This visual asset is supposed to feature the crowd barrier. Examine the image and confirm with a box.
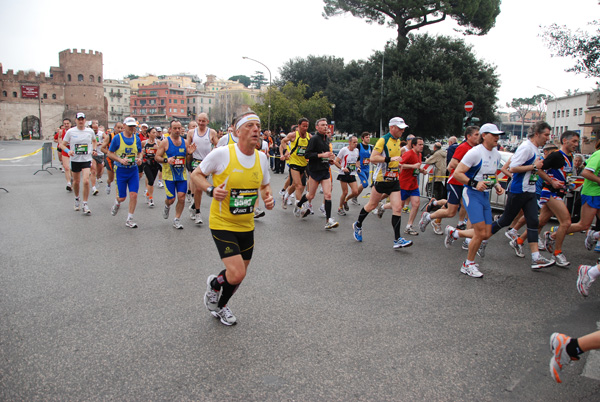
[33,142,58,175]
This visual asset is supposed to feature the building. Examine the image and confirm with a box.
[204,74,263,126]
[546,92,590,139]
[130,83,188,128]
[0,49,106,139]
[186,90,216,120]
[580,91,600,154]
[104,79,130,128]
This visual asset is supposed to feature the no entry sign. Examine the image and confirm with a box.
[464,101,474,112]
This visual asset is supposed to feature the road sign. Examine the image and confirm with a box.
[464,101,474,112]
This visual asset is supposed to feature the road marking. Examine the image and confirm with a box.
[0,147,43,161]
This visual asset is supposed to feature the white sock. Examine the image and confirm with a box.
[466,259,475,265]
[128,213,134,220]
[589,265,600,281]
[532,252,541,260]
[114,200,120,206]
[465,238,471,244]
[594,232,600,240]
[452,230,459,239]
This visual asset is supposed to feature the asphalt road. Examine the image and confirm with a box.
[2,140,600,401]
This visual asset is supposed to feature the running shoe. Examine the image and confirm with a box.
[319,204,326,217]
[66,182,72,192]
[157,180,164,188]
[461,240,470,250]
[325,218,339,230]
[585,229,596,251]
[293,205,301,218]
[422,197,435,212]
[431,220,443,235]
[353,221,363,242]
[106,185,111,195]
[254,208,265,219]
[393,237,413,249]
[549,332,578,383]
[189,204,196,220]
[281,194,288,209]
[538,238,546,251]
[509,239,525,258]
[125,219,138,228]
[82,204,91,215]
[343,202,349,212]
[577,265,595,297]
[351,197,360,206]
[74,199,80,211]
[531,255,555,270]
[92,186,99,196]
[211,305,237,326]
[505,228,519,242]
[477,241,487,258]
[419,212,431,232]
[595,241,600,253]
[444,225,457,249]
[111,203,120,216]
[376,202,385,219]
[149,199,155,207]
[204,274,219,312]
[300,202,311,218]
[337,208,346,216]
[97,178,102,183]
[195,213,203,225]
[457,220,467,230]
[404,225,419,236]
[402,206,410,214]
[163,205,170,219]
[554,253,570,267]
[544,231,555,254]
[186,192,192,202]
[308,203,314,215]
[173,218,183,229]
[460,261,483,278]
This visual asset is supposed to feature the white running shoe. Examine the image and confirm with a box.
[125,219,138,228]
[106,185,111,195]
[325,218,339,230]
[444,225,457,249]
[212,306,237,326]
[92,186,99,196]
[460,261,483,278]
[505,228,519,242]
[148,199,155,207]
[74,199,80,211]
[419,212,431,232]
[254,208,265,219]
[204,275,219,312]
[157,180,164,188]
[82,204,91,215]
[577,265,595,297]
[163,205,170,219]
[585,229,596,251]
[111,203,120,216]
[189,204,196,220]
[195,212,204,225]
[173,218,183,229]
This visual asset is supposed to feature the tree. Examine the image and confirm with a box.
[322,0,501,49]
[125,74,139,80]
[228,75,251,87]
[251,71,268,89]
[252,82,332,132]
[506,97,536,139]
[541,21,600,78]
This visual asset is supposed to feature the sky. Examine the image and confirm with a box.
[0,0,598,112]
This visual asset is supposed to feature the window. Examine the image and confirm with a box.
[140,100,146,106]
[579,108,583,115]
[150,91,157,96]
[98,76,101,83]
[574,109,578,116]
[111,106,114,111]
[68,74,72,81]
[12,91,17,97]
[43,93,47,99]
[134,100,137,106]
[125,90,127,94]
[52,94,56,99]
[181,109,184,113]
[209,99,211,104]
[201,98,203,103]
[201,106,204,113]
[193,106,196,113]
[181,99,184,104]
[161,99,164,105]
[150,99,155,105]
[78,74,84,82]
[142,91,146,95]
[169,99,172,103]
[552,111,555,118]
[561,110,565,118]
[89,75,94,82]
[166,90,169,94]
[566,110,570,117]
[2,91,6,97]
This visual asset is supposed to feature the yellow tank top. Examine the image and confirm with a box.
[373,134,401,182]
[114,133,139,168]
[288,132,310,167]
[209,145,263,232]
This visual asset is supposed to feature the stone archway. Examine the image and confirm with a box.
[21,115,40,139]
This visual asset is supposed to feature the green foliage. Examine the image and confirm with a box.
[251,71,268,89]
[541,21,600,78]
[279,34,499,138]
[322,0,501,49]
[253,82,332,132]
[228,75,251,87]
[125,74,139,80]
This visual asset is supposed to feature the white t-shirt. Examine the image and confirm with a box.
[64,127,95,162]
[94,131,104,155]
[200,144,270,186]
[509,139,541,194]
[337,146,359,176]
[460,144,501,191]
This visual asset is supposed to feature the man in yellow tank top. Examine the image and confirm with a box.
[279,118,311,212]
[191,111,274,326]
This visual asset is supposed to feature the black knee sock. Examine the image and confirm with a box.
[392,214,402,239]
[217,271,239,308]
[297,194,308,208]
[325,200,332,220]
[357,208,369,227]
[566,338,584,359]
[210,269,227,291]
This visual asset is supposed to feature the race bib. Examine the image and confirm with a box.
[363,158,370,165]
[384,168,399,182]
[173,156,185,167]
[145,148,156,156]
[413,168,419,177]
[347,163,356,172]
[529,173,539,185]
[296,147,306,156]
[191,159,201,169]
[482,174,496,189]
[229,188,258,215]
[75,144,88,155]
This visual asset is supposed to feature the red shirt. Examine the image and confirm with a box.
[60,129,69,157]
[399,149,421,190]
[448,141,473,186]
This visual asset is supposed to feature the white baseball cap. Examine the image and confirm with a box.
[480,123,504,135]
[389,117,408,129]
[76,112,85,119]
[141,123,148,128]
[123,117,137,126]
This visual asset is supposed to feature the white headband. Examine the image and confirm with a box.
[235,114,260,131]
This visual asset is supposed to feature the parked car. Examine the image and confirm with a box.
[331,141,346,156]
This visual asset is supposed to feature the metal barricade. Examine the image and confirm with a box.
[33,142,58,175]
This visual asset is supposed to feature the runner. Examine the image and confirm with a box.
[353,132,373,206]
[155,120,189,229]
[101,122,123,195]
[141,127,161,207]
[549,330,600,383]
[186,113,218,225]
[399,137,425,235]
[59,118,73,191]
[352,117,413,249]
[106,117,143,228]
[61,112,96,215]
[89,121,103,196]
[280,118,310,215]
[295,118,339,229]
[335,135,360,216]
[254,131,270,219]
[155,127,164,188]
[192,111,274,325]
[440,124,504,277]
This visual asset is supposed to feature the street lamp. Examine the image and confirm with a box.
[242,56,271,132]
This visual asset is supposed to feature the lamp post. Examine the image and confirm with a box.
[243,56,271,132]
[537,85,558,137]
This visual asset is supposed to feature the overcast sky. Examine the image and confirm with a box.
[1,0,598,112]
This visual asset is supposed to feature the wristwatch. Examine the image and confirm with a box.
[206,186,214,197]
